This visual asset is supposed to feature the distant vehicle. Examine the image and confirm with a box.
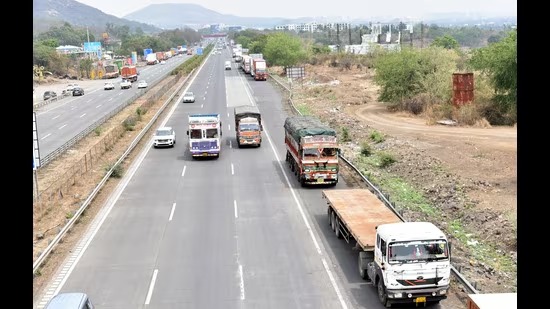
[43,91,57,101]
[137,80,148,89]
[160,60,166,65]
[44,292,94,309]
[66,83,78,92]
[182,91,195,103]
[153,126,176,148]
[104,82,115,90]
[224,61,231,70]
[120,79,132,89]
[72,87,85,96]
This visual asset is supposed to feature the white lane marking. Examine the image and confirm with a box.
[229,140,232,149]
[239,264,245,300]
[79,113,86,118]
[201,104,204,108]
[169,203,176,221]
[86,99,92,103]
[227,112,230,118]
[58,124,67,130]
[234,200,238,218]
[52,115,60,120]
[240,75,349,309]
[228,124,231,131]
[181,165,187,177]
[144,269,159,305]
[108,97,114,101]
[40,133,51,140]
[231,163,234,175]
[96,104,102,108]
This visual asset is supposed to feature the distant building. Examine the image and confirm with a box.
[274,22,350,33]
[55,45,83,54]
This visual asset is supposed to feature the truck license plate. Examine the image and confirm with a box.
[317,178,325,183]
[202,153,208,156]
[414,297,426,303]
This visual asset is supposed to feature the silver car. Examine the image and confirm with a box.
[182,91,195,103]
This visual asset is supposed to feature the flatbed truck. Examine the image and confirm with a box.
[323,189,451,307]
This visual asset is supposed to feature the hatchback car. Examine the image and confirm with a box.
[225,61,232,70]
[72,87,85,96]
[153,127,176,148]
[43,91,57,101]
[137,80,148,89]
[104,82,115,90]
[182,91,195,103]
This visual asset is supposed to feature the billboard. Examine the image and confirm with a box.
[196,48,203,55]
[131,51,138,65]
[84,42,101,52]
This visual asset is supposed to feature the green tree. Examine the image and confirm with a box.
[430,35,460,50]
[468,29,517,109]
[248,34,269,54]
[263,32,306,67]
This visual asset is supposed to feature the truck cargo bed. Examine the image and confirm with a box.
[323,189,401,250]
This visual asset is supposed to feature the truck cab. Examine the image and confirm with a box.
[234,105,262,148]
[363,222,451,307]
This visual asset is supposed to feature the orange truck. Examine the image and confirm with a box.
[284,115,339,186]
[252,58,267,81]
[234,105,262,148]
[104,64,119,79]
[120,65,138,82]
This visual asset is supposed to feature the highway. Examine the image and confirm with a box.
[34,54,192,160]
[35,47,447,309]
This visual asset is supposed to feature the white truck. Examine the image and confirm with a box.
[186,114,222,158]
[323,189,451,307]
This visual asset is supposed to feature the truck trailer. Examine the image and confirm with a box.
[120,65,138,82]
[284,116,339,186]
[252,58,267,80]
[234,105,262,148]
[323,189,451,307]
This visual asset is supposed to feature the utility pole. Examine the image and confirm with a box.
[420,22,424,49]
[336,23,340,52]
[349,26,352,45]
[86,26,92,59]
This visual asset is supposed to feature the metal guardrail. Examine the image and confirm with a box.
[32,69,195,275]
[38,74,170,168]
[268,72,479,295]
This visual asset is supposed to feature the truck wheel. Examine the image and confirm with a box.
[290,161,295,172]
[285,151,290,162]
[335,218,342,239]
[377,280,390,308]
[331,212,336,232]
[327,209,332,227]
[358,255,368,280]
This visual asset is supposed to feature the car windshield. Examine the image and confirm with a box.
[156,130,172,136]
[186,92,193,96]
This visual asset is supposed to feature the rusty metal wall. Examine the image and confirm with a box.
[452,73,474,106]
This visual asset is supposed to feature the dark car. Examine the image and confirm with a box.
[72,87,85,96]
[43,91,57,101]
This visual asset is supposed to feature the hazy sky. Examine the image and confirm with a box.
[75,0,517,19]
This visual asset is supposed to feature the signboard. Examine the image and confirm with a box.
[33,112,40,170]
[131,51,138,65]
[286,67,306,79]
[84,42,101,52]
[144,48,153,57]
[196,48,203,55]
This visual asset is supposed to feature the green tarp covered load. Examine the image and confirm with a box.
[284,116,337,142]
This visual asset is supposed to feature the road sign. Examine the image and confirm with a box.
[196,48,203,55]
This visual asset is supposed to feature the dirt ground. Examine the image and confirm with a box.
[33,63,517,308]
[282,64,517,298]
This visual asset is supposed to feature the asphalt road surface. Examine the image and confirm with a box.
[34,54,192,161]
[35,48,449,309]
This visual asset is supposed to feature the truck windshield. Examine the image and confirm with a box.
[388,240,449,264]
[239,124,260,131]
[189,129,202,139]
[303,147,338,158]
[205,128,219,138]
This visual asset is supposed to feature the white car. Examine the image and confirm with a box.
[153,127,176,148]
[137,81,148,89]
[160,60,166,65]
[224,61,231,70]
[120,79,132,89]
[66,83,79,92]
[182,91,195,103]
[104,82,115,90]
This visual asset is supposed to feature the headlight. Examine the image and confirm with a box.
[304,169,310,172]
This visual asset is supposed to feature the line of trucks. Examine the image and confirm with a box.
[183,106,470,307]
[239,53,267,81]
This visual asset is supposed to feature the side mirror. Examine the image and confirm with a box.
[186,130,189,136]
